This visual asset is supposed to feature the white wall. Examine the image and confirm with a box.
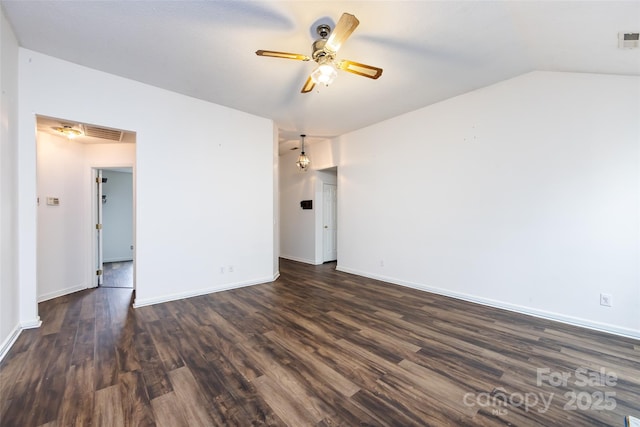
[36,132,88,301]
[102,170,134,263]
[0,6,24,359]
[36,132,135,301]
[279,148,317,264]
[337,71,640,338]
[19,49,276,312]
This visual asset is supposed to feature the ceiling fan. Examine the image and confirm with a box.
[256,13,383,93]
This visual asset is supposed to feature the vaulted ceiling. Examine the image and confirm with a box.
[3,1,639,151]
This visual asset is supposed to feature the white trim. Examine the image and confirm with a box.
[133,276,276,308]
[336,265,640,340]
[37,283,87,303]
[279,255,322,265]
[0,325,22,362]
[1,316,43,360]
[20,317,42,329]
[272,271,280,281]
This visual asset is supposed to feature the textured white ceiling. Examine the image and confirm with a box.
[3,1,639,152]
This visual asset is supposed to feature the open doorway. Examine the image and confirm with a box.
[95,168,134,288]
[36,115,136,302]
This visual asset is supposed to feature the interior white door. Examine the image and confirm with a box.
[96,170,104,286]
[323,183,337,262]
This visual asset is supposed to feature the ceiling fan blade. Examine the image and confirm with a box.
[255,50,310,61]
[325,13,359,53]
[338,60,383,79]
[301,76,316,93]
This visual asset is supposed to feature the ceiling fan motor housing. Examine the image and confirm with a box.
[312,24,336,62]
[312,39,333,61]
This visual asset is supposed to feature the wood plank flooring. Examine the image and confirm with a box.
[1,259,639,426]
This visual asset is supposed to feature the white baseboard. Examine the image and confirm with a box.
[0,316,41,362]
[21,317,42,329]
[0,325,22,362]
[280,255,322,265]
[38,283,87,303]
[133,275,276,308]
[336,265,640,340]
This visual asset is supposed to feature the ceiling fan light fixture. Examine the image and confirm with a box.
[296,134,311,171]
[310,59,337,87]
[54,125,82,139]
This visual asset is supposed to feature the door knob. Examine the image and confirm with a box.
[324,225,328,228]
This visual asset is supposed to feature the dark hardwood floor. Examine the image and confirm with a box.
[1,259,638,426]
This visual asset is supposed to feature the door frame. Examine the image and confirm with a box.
[322,182,337,262]
[91,165,136,289]
[96,169,104,286]
[314,167,338,264]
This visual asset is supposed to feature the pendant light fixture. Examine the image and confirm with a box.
[296,134,310,171]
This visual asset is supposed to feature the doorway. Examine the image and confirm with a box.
[95,167,134,288]
[35,116,136,302]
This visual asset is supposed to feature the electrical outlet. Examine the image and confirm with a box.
[379,260,384,267]
[600,293,612,307]
[220,266,225,274]
[229,265,234,273]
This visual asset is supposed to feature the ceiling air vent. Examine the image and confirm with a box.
[82,124,124,142]
[618,32,639,49]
